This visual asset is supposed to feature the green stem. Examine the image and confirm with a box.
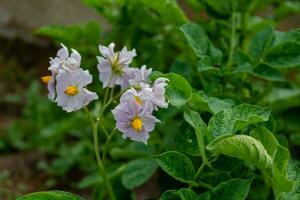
[99,121,109,137]
[103,87,110,105]
[241,12,248,51]
[84,107,116,200]
[102,128,117,163]
[227,11,237,68]
[195,130,211,168]
[196,162,206,178]
[198,181,213,190]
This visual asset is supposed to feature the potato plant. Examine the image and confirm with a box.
[13,0,300,199]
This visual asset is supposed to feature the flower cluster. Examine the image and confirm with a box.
[96,43,169,144]
[42,43,168,144]
[41,44,98,112]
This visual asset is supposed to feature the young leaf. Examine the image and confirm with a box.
[208,104,270,139]
[16,191,84,200]
[154,151,196,184]
[121,158,158,189]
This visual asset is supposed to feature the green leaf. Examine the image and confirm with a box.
[250,126,290,176]
[249,27,274,63]
[188,91,235,114]
[160,188,198,200]
[35,22,101,45]
[261,88,300,112]
[253,63,285,82]
[78,165,125,189]
[278,161,300,200]
[265,42,300,68]
[250,126,278,157]
[154,151,196,184]
[205,0,251,15]
[183,106,211,145]
[208,178,253,200]
[207,135,294,197]
[207,135,273,171]
[121,158,158,189]
[208,104,270,139]
[17,191,84,200]
[163,73,193,107]
[137,0,188,25]
[249,27,300,68]
[175,125,201,156]
[180,23,222,64]
[197,171,231,187]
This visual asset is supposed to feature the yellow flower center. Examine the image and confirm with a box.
[41,75,52,84]
[134,96,142,105]
[64,85,78,96]
[110,53,123,75]
[132,117,143,132]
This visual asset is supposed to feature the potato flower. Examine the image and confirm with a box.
[97,43,136,88]
[55,69,98,112]
[41,44,82,101]
[112,101,159,144]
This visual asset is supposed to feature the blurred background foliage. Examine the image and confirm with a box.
[0,0,300,199]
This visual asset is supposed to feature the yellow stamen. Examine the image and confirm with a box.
[110,53,123,74]
[41,75,52,84]
[134,96,142,105]
[64,86,78,96]
[132,117,143,132]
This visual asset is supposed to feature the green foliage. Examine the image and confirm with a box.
[181,23,223,66]
[208,104,270,139]
[207,134,294,197]
[160,188,198,200]
[121,158,158,189]
[154,151,196,184]
[202,178,253,200]
[155,73,193,107]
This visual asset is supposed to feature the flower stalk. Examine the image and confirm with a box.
[84,107,116,200]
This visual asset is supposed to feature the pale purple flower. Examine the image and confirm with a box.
[120,67,138,90]
[112,101,159,144]
[128,65,152,89]
[152,78,169,110]
[47,76,56,100]
[55,69,98,112]
[49,44,81,73]
[120,87,154,110]
[97,43,136,88]
[44,44,81,101]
